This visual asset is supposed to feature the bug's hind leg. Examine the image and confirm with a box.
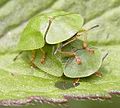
[40,48,46,64]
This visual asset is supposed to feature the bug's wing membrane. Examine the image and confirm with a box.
[46,13,84,44]
[17,15,49,50]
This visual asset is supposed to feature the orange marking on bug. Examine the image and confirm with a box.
[40,55,46,64]
[75,56,82,65]
[86,47,94,54]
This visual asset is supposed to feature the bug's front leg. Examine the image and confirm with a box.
[40,48,46,64]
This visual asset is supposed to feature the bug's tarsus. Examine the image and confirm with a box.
[13,51,23,61]
[95,71,102,77]
[94,52,109,77]
[73,78,80,87]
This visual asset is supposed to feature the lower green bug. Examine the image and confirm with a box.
[16,11,98,66]
[60,39,107,86]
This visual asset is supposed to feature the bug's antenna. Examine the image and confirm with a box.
[87,24,99,31]
[106,33,110,40]
[13,51,23,61]
[102,52,109,62]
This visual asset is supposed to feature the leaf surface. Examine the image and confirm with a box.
[0,0,120,106]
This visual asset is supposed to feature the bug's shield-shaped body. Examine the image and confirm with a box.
[17,11,84,50]
[46,12,84,44]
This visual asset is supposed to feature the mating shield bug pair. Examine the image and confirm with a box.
[15,11,103,85]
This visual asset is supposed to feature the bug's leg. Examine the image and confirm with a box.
[81,25,99,53]
[54,35,79,55]
[61,36,78,48]
[58,25,99,53]
[59,28,87,49]
[73,78,80,86]
[30,50,36,67]
[83,35,94,53]
[58,50,82,65]
[82,31,94,54]
[94,71,102,77]
[40,48,46,64]
[13,51,23,61]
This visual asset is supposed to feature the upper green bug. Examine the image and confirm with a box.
[17,11,84,50]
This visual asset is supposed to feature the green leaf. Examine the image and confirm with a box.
[0,0,120,106]
[0,0,56,37]
[0,52,56,80]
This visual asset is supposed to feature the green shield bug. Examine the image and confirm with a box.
[15,11,101,80]
[16,11,90,65]
[18,11,84,49]
[60,39,107,86]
